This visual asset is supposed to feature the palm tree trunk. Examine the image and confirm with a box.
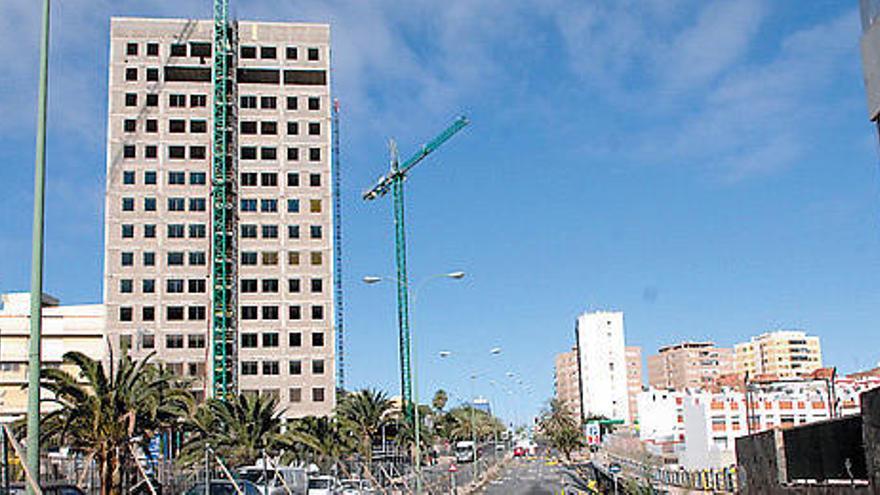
[364,433,372,468]
[99,451,112,495]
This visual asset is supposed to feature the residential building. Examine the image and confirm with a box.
[0,293,106,422]
[554,347,581,420]
[575,310,629,422]
[734,331,822,379]
[637,388,685,455]
[647,341,733,391]
[625,346,642,423]
[104,18,335,418]
[637,369,879,470]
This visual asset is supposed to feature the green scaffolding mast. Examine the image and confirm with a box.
[211,0,237,399]
[363,116,469,419]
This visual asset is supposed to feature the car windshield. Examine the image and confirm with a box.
[308,479,330,488]
[341,480,359,488]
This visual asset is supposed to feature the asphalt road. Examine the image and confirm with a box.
[477,458,586,495]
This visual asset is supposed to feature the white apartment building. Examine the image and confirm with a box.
[575,311,629,422]
[0,293,106,422]
[104,18,335,418]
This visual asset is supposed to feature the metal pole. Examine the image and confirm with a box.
[409,291,421,494]
[205,444,210,495]
[262,449,269,492]
[471,376,478,481]
[27,1,51,493]
[1,427,7,495]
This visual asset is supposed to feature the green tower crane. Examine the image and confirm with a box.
[363,116,469,419]
[211,0,238,399]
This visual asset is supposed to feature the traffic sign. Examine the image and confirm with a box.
[449,464,458,473]
[585,422,601,446]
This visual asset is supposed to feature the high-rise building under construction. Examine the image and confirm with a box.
[103,17,335,417]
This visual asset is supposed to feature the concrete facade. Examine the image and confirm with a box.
[575,311,629,422]
[734,331,822,379]
[0,293,107,422]
[646,341,733,391]
[554,347,581,420]
[625,345,642,424]
[637,388,685,454]
[104,18,335,418]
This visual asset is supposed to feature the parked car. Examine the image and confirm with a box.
[8,483,85,495]
[513,446,526,457]
[238,465,308,494]
[306,475,339,495]
[184,480,262,495]
[340,479,374,495]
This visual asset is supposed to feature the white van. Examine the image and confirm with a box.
[237,465,308,495]
[454,441,476,463]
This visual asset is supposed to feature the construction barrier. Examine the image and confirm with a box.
[607,453,738,493]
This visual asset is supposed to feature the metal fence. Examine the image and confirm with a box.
[605,453,738,493]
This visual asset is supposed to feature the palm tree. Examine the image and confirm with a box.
[432,390,448,412]
[538,399,584,462]
[283,416,353,471]
[181,392,285,467]
[336,388,392,467]
[40,351,192,495]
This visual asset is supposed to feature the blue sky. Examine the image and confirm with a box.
[1,0,878,423]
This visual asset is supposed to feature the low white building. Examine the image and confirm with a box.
[0,292,106,422]
[637,375,880,470]
[637,388,685,454]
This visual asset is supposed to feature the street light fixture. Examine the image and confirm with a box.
[362,270,465,494]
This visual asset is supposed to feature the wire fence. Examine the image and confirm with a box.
[1,444,508,494]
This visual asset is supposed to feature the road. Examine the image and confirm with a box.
[477,458,589,495]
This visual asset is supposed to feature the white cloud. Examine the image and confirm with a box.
[0,0,861,184]
[658,0,765,90]
[550,1,859,181]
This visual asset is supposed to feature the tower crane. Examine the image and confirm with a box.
[363,116,469,419]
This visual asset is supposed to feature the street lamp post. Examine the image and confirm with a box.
[437,348,503,483]
[363,271,465,494]
[27,2,52,493]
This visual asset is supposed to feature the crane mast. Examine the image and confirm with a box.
[333,100,345,391]
[211,0,238,399]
